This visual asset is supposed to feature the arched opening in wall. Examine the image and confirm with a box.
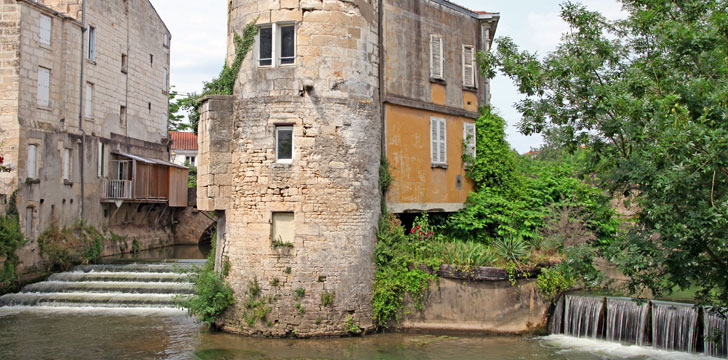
[198,222,216,257]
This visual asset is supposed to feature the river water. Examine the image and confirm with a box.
[0,246,717,360]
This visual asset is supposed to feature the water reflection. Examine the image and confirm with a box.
[0,309,712,360]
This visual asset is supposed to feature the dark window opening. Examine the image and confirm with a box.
[259,27,272,66]
[280,25,295,65]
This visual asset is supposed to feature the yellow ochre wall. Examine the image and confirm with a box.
[385,103,475,213]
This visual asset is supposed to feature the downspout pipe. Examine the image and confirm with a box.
[78,0,86,222]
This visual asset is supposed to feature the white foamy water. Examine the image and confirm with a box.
[0,305,189,318]
[541,335,722,360]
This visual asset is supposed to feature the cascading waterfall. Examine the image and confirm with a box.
[605,298,648,345]
[0,263,196,310]
[563,295,604,338]
[650,301,699,353]
[549,296,565,335]
[703,309,727,358]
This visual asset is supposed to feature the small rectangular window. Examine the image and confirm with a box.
[87,26,96,61]
[279,25,295,65]
[259,26,273,66]
[463,45,475,88]
[121,54,128,73]
[430,34,444,80]
[430,117,447,166]
[37,67,50,107]
[463,122,476,162]
[150,54,154,66]
[163,33,169,47]
[63,148,71,181]
[276,126,293,163]
[163,68,168,92]
[120,105,127,127]
[97,142,105,177]
[272,212,294,244]
[27,144,38,179]
[39,14,52,46]
[85,82,94,119]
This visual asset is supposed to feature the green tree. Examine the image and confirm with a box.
[168,88,192,132]
[482,0,728,306]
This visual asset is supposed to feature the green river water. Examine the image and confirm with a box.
[0,246,715,359]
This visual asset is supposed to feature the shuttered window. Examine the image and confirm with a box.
[85,83,94,119]
[463,122,477,162]
[430,117,447,166]
[430,34,444,80]
[63,148,71,181]
[87,26,96,61]
[39,14,52,46]
[37,67,50,107]
[97,142,105,178]
[463,45,475,88]
[27,144,38,179]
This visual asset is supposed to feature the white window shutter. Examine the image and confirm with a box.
[40,15,51,46]
[85,83,93,118]
[430,35,443,80]
[431,117,439,163]
[37,67,50,107]
[464,122,476,160]
[438,119,446,163]
[431,117,447,165]
[63,148,71,180]
[27,145,37,179]
[463,45,474,88]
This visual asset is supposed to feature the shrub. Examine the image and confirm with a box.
[177,232,236,328]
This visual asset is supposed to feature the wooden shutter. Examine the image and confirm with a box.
[430,35,443,80]
[39,15,51,46]
[463,45,475,88]
[463,122,476,161]
[431,117,447,165]
[37,67,50,107]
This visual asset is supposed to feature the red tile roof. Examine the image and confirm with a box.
[169,131,198,151]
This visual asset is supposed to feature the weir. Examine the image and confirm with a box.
[553,295,726,358]
[0,263,197,310]
[563,295,604,338]
[605,297,648,345]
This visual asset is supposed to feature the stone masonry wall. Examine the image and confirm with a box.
[202,0,381,337]
[1,0,172,273]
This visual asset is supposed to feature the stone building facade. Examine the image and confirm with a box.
[197,0,498,336]
[0,0,174,272]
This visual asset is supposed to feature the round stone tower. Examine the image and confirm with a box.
[219,0,381,336]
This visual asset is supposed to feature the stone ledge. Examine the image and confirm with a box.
[415,263,546,281]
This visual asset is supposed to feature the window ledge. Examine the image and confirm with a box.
[431,164,448,169]
[430,78,447,85]
[86,59,97,66]
[463,86,478,93]
[272,162,292,169]
[40,44,53,51]
[25,178,40,185]
[36,105,52,112]
[121,69,128,74]
[63,180,73,186]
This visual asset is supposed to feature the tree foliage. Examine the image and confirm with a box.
[482,0,728,306]
[170,19,259,134]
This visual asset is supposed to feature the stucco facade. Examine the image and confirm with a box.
[0,0,172,272]
[197,0,498,337]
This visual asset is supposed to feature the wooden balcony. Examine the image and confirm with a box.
[101,152,189,207]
